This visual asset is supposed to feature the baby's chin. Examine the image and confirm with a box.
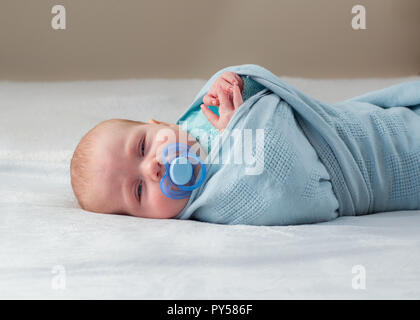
[123,181,188,219]
[130,197,189,219]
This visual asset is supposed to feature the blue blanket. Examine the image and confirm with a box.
[175,64,420,225]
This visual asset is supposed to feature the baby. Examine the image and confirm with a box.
[72,64,420,225]
[70,71,252,219]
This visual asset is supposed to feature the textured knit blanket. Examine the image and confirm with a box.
[175,64,420,225]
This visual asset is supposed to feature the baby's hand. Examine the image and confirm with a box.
[200,82,243,132]
[203,71,244,107]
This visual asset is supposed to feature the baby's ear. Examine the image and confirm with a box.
[168,123,180,129]
[148,118,160,124]
[148,118,178,128]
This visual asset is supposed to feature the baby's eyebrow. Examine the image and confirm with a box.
[126,130,142,158]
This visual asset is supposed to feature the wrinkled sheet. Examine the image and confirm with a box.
[1,76,420,299]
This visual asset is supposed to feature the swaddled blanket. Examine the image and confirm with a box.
[175,64,420,225]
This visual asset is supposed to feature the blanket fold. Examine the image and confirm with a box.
[175,64,420,225]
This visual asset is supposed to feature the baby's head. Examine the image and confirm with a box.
[70,118,200,219]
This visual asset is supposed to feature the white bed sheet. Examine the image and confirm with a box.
[1,75,420,299]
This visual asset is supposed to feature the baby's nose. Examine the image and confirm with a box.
[146,159,166,182]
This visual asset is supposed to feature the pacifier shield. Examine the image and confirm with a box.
[160,142,207,199]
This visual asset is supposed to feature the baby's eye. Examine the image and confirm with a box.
[137,182,142,198]
[140,141,145,156]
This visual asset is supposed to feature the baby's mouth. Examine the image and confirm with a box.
[160,162,167,178]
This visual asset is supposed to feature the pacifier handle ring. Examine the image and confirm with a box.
[160,177,191,199]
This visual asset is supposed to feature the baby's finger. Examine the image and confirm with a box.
[232,84,243,109]
[200,104,219,128]
[223,72,243,91]
[217,85,234,114]
[218,78,234,94]
[234,74,244,91]
[203,94,219,106]
[222,71,239,85]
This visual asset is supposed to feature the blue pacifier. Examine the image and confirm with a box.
[160,143,207,199]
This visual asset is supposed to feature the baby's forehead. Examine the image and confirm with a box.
[90,120,149,166]
[88,167,123,214]
[88,148,122,209]
[98,120,137,134]
[92,121,145,164]
[93,121,138,147]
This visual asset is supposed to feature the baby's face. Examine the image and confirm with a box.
[89,119,199,219]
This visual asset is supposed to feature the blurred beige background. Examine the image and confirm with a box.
[0,0,419,80]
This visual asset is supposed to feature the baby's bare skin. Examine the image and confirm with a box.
[82,72,244,219]
[201,71,244,132]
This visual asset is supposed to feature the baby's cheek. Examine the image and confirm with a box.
[153,191,172,211]
[151,186,188,218]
